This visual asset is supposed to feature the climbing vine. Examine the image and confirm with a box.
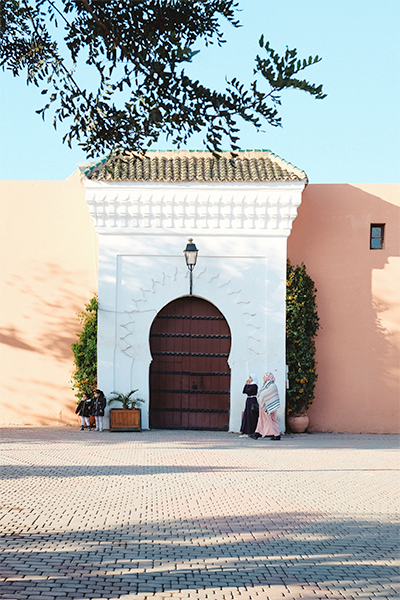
[70,294,98,400]
[286,261,320,414]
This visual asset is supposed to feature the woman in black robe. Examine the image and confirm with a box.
[240,373,259,436]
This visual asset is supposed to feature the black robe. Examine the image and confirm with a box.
[240,383,259,434]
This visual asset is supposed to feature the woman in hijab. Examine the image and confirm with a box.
[239,373,259,437]
[250,372,281,440]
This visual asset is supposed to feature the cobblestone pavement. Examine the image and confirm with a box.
[0,429,399,600]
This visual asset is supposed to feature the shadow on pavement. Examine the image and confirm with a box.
[1,463,398,480]
[1,428,399,451]
[0,514,398,598]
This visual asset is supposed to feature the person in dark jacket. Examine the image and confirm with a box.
[75,392,92,430]
[239,374,259,436]
[92,389,106,432]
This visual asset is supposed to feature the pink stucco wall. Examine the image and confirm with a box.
[288,183,400,433]
[1,176,398,432]
[0,172,98,426]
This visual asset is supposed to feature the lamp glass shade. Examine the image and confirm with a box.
[183,240,198,267]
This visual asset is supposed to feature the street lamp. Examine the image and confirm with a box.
[183,238,199,295]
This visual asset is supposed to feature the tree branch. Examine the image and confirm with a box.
[21,0,84,98]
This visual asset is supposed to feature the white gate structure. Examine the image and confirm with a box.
[81,150,307,432]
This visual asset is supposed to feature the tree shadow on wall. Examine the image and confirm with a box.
[1,262,91,363]
[2,261,97,360]
[1,262,96,424]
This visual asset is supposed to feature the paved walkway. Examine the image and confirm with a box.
[0,428,399,600]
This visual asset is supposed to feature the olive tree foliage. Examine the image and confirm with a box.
[1,0,326,157]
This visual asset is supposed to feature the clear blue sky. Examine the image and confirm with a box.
[1,0,399,183]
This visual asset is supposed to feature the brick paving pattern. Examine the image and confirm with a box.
[0,428,399,600]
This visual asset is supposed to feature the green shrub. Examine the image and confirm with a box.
[286,261,320,414]
[70,294,98,400]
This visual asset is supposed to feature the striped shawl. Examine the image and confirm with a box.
[258,381,280,415]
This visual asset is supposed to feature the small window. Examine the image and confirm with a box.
[370,224,385,249]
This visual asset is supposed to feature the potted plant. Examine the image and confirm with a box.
[107,390,144,431]
[286,261,320,433]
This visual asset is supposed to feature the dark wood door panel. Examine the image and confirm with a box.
[149,296,231,430]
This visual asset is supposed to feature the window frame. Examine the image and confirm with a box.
[370,224,385,250]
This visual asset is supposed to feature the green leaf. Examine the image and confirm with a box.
[1,1,324,155]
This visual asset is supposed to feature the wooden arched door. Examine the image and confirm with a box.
[149,296,231,430]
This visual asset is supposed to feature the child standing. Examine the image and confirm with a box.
[92,389,106,432]
[75,393,93,430]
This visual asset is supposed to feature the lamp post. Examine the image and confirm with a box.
[183,238,199,295]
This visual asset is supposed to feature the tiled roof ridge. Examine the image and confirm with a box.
[82,149,307,183]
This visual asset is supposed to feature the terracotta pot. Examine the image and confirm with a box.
[287,412,309,433]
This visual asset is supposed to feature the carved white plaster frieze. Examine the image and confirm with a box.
[84,182,305,235]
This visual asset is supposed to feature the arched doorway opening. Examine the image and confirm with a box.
[149,296,231,430]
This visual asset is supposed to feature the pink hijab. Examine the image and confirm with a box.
[264,372,275,383]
